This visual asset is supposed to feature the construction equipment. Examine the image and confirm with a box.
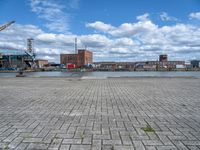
[0,21,37,71]
[0,21,15,32]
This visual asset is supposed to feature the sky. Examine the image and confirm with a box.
[0,0,200,62]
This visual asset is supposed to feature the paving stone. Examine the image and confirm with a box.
[15,143,29,150]
[60,145,70,150]
[182,141,200,146]
[0,77,199,150]
[132,141,145,150]
[26,143,49,150]
[8,137,24,149]
[70,144,91,150]
[187,145,200,150]
[0,142,9,149]
[62,138,82,144]
[142,140,163,146]
[23,138,43,143]
[173,140,188,150]
[59,145,70,150]
[146,146,157,150]
[114,145,135,150]
[48,138,62,150]
[156,145,178,150]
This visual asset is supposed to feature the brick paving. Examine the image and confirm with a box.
[0,77,200,150]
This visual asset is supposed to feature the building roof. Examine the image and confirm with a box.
[60,49,92,55]
[0,49,26,55]
[35,59,48,61]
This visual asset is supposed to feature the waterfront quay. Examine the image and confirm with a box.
[0,77,200,150]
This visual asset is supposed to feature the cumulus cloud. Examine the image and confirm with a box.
[109,21,157,37]
[80,34,112,48]
[1,13,200,62]
[160,12,178,21]
[189,12,200,20]
[87,15,157,37]
[115,38,134,46]
[86,21,114,32]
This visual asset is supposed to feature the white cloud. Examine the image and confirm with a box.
[189,12,200,20]
[109,20,157,37]
[1,13,200,62]
[115,38,134,46]
[136,13,149,21]
[86,14,157,37]
[86,21,114,32]
[29,0,80,32]
[80,34,112,48]
[42,55,55,60]
[160,12,178,21]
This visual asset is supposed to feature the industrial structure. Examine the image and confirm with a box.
[159,54,168,62]
[35,59,48,68]
[60,49,93,69]
[0,50,34,69]
[0,40,36,70]
[0,21,36,71]
[0,21,15,31]
[191,60,200,68]
[93,55,186,71]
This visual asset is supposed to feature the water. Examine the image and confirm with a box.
[0,71,200,78]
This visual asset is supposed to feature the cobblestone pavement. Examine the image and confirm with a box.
[0,77,200,150]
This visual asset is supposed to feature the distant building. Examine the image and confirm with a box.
[35,59,48,68]
[159,54,168,62]
[185,61,192,69]
[191,60,200,68]
[60,49,93,68]
[0,50,34,69]
[146,61,185,68]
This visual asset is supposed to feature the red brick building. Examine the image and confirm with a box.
[159,54,168,62]
[60,49,93,68]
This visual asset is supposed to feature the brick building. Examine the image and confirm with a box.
[159,54,168,62]
[60,49,93,68]
[35,59,48,68]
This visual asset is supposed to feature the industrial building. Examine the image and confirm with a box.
[191,60,200,68]
[159,54,168,62]
[143,60,185,69]
[0,50,35,70]
[93,62,135,71]
[60,49,93,68]
[93,55,186,71]
[0,21,37,71]
[35,59,48,68]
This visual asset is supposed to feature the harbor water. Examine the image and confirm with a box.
[0,71,200,78]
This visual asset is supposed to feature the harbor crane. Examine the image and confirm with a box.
[0,21,15,32]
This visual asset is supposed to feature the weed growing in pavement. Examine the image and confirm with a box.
[141,124,155,132]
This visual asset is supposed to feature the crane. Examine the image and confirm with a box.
[0,21,15,32]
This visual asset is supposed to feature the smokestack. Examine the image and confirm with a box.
[75,38,77,54]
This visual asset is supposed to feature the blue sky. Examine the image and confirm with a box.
[0,0,200,62]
